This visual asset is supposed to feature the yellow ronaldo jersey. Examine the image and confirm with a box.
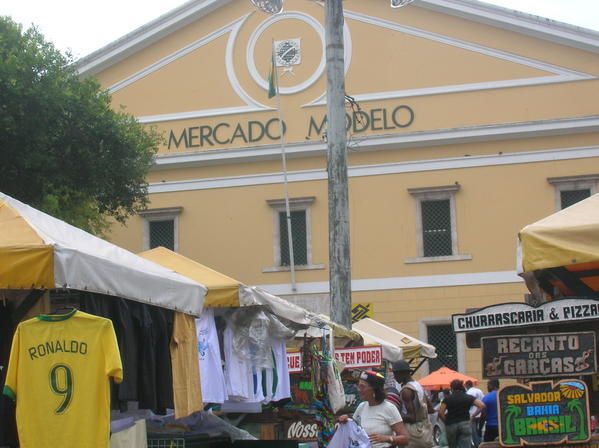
[3,309,123,448]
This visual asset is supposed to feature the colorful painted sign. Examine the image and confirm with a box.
[482,332,596,379]
[499,379,591,446]
[452,298,599,333]
[351,303,373,323]
[286,345,383,373]
[334,345,383,369]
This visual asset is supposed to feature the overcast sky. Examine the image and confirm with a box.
[2,0,598,59]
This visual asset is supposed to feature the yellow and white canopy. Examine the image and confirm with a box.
[518,193,599,273]
[139,246,361,339]
[0,192,206,315]
[352,318,437,361]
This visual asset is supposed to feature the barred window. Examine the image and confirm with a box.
[139,207,182,251]
[427,324,458,371]
[548,175,598,211]
[408,184,462,261]
[149,220,175,250]
[560,189,590,210]
[422,199,452,257]
[267,197,316,269]
[279,210,308,266]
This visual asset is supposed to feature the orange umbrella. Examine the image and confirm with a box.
[418,367,478,391]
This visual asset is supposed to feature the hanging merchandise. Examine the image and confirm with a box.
[223,323,253,401]
[171,312,203,419]
[0,300,17,447]
[3,310,123,448]
[196,308,227,403]
[328,419,370,448]
[326,359,345,413]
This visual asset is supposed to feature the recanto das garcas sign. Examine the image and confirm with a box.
[166,104,415,150]
[499,379,591,446]
[482,332,596,379]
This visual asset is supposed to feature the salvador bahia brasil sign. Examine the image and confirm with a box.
[499,379,591,446]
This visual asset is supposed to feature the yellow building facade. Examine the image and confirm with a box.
[78,0,599,378]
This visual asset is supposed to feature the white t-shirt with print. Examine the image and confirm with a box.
[353,400,402,448]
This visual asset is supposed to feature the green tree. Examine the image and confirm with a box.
[0,17,161,234]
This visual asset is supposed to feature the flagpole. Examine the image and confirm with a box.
[272,40,297,292]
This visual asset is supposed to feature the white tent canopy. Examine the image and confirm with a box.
[353,318,437,362]
[0,192,207,315]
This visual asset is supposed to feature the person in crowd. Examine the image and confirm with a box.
[438,379,485,448]
[392,360,434,448]
[339,370,409,447]
[481,379,500,442]
[465,380,484,447]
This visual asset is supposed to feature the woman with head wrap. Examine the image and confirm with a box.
[339,370,409,447]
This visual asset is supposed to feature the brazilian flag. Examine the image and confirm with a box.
[268,52,277,99]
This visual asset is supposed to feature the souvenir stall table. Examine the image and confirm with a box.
[454,194,599,448]
[0,192,209,448]
[280,319,437,445]
[139,247,355,447]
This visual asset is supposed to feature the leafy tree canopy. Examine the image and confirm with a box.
[0,17,161,234]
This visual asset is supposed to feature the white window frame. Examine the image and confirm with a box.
[264,196,324,272]
[406,184,471,264]
[548,174,599,211]
[139,206,182,251]
[419,318,465,376]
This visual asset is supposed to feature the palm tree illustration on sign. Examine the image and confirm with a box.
[503,405,522,445]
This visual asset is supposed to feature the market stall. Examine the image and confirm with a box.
[454,194,599,447]
[0,192,210,448]
[139,247,362,445]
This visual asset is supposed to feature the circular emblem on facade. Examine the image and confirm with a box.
[275,39,301,67]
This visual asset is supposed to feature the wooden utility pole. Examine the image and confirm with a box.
[325,0,351,328]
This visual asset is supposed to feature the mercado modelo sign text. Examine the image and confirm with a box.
[166,104,415,150]
[452,298,599,333]
[498,379,591,446]
[482,332,596,379]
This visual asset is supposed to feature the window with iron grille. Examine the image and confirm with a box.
[139,207,182,251]
[560,189,590,210]
[422,199,452,257]
[149,220,175,250]
[548,174,599,212]
[267,197,316,269]
[427,324,458,371]
[408,184,463,261]
[279,210,308,266]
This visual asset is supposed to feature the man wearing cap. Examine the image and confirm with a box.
[392,361,434,448]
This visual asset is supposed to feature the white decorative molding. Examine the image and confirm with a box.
[305,9,594,106]
[76,0,599,78]
[247,11,327,95]
[151,116,599,168]
[107,17,242,94]
[415,0,599,54]
[225,13,272,112]
[148,145,599,195]
[76,0,233,76]
[256,270,522,296]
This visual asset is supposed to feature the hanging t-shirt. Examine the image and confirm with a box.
[0,301,17,447]
[271,339,291,401]
[196,308,227,403]
[329,419,370,448]
[223,324,252,401]
[170,312,203,419]
[3,310,123,448]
